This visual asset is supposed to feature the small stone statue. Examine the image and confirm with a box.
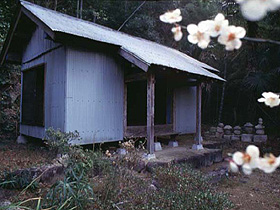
[232,126,241,141]
[209,127,217,136]
[244,122,254,134]
[241,122,254,142]
[233,126,241,135]
[255,118,265,135]
[223,125,232,140]
[215,123,224,139]
[254,118,267,143]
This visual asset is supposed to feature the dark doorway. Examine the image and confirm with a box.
[127,79,172,126]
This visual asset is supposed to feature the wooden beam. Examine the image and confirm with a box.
[125,72,147,83]
[193,83,203,150]
[21,7,55,40]
[119,48,150,72]
[147,72,155,154]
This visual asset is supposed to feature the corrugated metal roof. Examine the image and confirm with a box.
[20,0,224,81]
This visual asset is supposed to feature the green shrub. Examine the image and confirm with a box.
[43,128,97,210]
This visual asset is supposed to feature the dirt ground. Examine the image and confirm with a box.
[0,135,54,172]
[0,133,280,209]
[201,138,280,210]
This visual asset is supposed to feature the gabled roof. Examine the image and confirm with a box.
[1,0,224,82]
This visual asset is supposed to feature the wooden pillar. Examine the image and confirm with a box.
[193,82,203,150]
[147,73,155,154]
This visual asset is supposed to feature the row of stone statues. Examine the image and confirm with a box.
[210,118,267,142]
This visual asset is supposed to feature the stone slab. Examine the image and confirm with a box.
[253,135,267,143]
[203,141,226,149]
[241,134,253,142]
[146,147,223,171]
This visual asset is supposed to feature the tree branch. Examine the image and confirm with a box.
[242,37,280,45]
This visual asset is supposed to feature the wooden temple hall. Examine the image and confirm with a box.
[0,1,224,154]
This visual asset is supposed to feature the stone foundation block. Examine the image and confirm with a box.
[154,142,162,151]
[223,135,231,141]
[231,135,241,141]
[17,135,27,144]
[192,144,204,150]
[168,141,179,147]
[253,135,267,143]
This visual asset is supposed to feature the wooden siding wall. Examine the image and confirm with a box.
[20,27,66,139]
[174,86,196,134]
[65,47,124,144]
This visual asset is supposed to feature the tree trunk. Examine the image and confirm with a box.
[218,53,227,123]
[79,0,83,19]
[76,0,79,18]
[54,0,57,11]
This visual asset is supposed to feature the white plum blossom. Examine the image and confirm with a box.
[187,21,211,49]
[229,161,239,173]
[236,0,280,21]
[258,92,280,108]
[232,145,260,175]
[208,13,229,37]
[258,154,280,173]
[218,25,246,51]
[171,25,183,41]
[160,9,182,24]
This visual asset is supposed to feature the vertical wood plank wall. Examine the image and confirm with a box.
[65,47,124,144]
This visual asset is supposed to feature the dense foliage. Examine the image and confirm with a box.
[0,0,280,133]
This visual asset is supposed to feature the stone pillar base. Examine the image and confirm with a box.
[154,142,162,151]
[192,144,204,150]
[168,141,178,147]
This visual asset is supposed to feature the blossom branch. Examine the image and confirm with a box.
[242,36,280,46]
